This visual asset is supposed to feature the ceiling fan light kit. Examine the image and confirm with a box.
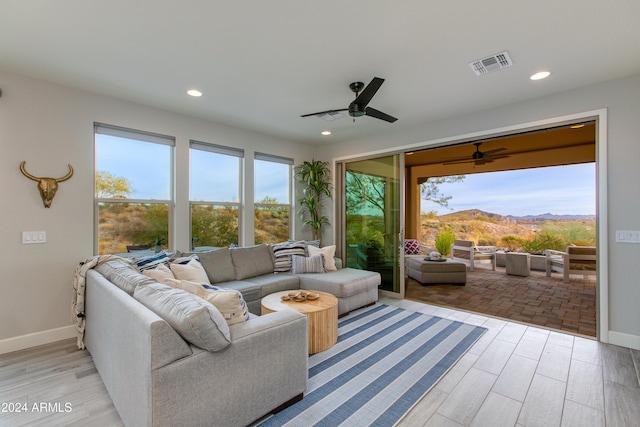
[301,77,398,123]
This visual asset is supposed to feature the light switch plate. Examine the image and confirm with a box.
[616,230,640,243]
[22,231,46,244]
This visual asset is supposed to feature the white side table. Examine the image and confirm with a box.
[506,252,531,276]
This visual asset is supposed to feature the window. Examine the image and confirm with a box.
[94,123,174,255]
[254,153,293,244]
[190,141,243,250]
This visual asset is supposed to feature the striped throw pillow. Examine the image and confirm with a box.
[272,241,306,272]
[291,254,325,274]
[133,251,170,272]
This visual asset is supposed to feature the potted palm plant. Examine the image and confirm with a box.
[294,159,332,241]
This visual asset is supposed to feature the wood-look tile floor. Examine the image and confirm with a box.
[1,297,638,427]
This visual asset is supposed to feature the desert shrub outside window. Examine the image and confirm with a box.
[254,153,293,244]
[190,141,243,250]
[94,123,174,255]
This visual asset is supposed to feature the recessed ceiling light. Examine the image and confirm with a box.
[321,130,332,136]
[187,89,202,97]
[530,71,551,81]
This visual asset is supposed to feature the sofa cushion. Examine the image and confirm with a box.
[291,254,326,274]
[307,245,337,271]
[231,245,274,279]
[244,273,300,297]
[193,249,237,284]
[297,268,380,298]
[133,282,231,352]
[170,259,210,284]
[272,241,306,272]
[94,259,157,295]
[214,280,262,303]
[165,280,250,326]
[142,263,175,282]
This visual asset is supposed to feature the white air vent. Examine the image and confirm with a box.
[469,51,513,76]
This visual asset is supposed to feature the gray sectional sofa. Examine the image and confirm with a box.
[83,244,380,427]
[191,244,381,316]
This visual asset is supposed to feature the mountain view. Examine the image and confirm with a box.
[419,209,596,254]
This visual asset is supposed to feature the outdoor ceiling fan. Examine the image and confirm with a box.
[301,77,398,123]
[443,142,508,165]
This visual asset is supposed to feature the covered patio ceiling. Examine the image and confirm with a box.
[405,122,596,177]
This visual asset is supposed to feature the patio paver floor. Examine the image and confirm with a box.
[405,266,597,336]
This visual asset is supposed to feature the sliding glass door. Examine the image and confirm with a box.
[338,154,404,296]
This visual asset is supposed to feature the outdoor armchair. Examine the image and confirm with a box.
[450,239,497,271]
[545,245,596,282]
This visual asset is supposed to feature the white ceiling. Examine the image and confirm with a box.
[2,1,640,145]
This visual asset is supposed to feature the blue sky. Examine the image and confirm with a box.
[421,163,596,217]
[97,135,595,217]
[96,135,290,203]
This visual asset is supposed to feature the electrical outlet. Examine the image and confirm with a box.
[22,231,46,244]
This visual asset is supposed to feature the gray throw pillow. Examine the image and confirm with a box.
[133,282,231,352]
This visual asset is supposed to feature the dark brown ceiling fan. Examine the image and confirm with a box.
[443,142,508,165]
[301,77,398,123]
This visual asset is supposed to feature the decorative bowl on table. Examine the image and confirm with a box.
[281,291,320,302]
[427,251,445,261]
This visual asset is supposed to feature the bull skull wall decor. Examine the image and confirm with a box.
[20,161,74,208]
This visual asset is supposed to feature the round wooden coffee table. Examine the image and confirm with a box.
[261,290,338,354]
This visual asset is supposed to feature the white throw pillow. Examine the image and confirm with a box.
[170,259,210,284]
[168,280,250,326]
[307,245,337,271]
[142,264,175,282]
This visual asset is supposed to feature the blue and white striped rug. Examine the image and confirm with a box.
[260,303,487,427]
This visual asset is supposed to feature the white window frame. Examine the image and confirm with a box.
[189,140,244,250]
[254,152,294,242]
[94,122,175,255]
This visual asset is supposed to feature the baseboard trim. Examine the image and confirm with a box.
[0,325,76,355]
[608,330,640,351]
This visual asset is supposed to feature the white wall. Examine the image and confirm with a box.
[320,74,640,350]
[0,70,314,351]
